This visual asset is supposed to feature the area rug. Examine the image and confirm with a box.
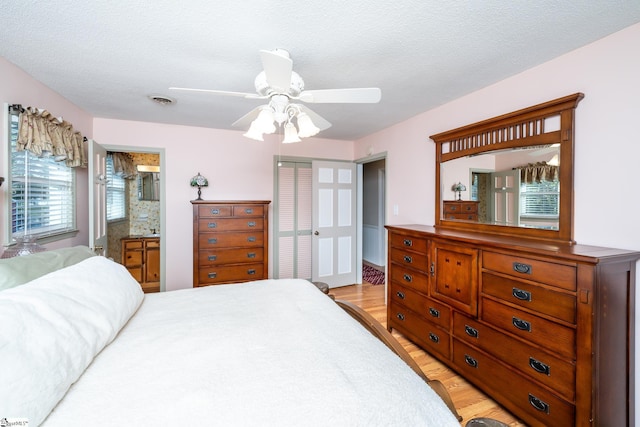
[363,264,385,285]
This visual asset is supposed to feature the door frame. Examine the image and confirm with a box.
[101,144,166,292]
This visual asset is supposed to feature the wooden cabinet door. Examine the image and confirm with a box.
[431,241,478,315]
[145,246,160,284]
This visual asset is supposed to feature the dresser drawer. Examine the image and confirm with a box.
[389,233,428,253]
[198,205,233,217]
[453,339,575,427]
[233,205,264,217]
[483,251,576,291]
[124,250,142,266]
[443,201,478,213]
[482,272,576,324]
[390,249,428,272]
[123,240,143,250]
[199,248,264,266]
[198,218,264,232]
[453,312,576,400]
[390,264,429,294]
[389,301,450,359]
[390,284,450,330]
[444,212,478,221]
[482,298,576,359]
[198,232,264,249]
[145,239,160,249]
[197,263,264,285]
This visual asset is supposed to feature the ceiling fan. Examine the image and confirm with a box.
[169,49,382,142]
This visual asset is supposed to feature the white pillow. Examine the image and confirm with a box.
[0,256,144,426]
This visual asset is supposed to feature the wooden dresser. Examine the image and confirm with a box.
[191,200,270,287]
[121,237,160,293]
[442,200,479,221]
[386,224,639,427]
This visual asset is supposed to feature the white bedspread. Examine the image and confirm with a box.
[42,279,459,426]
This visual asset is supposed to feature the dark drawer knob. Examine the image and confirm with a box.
[428,307,440,318]
[465,325,479,338]
[429,333,439,343]
[528,394,550,414]
[207,222,217,228]
[247,236,257,242]
[512,317,531,332]
[396,291,405,299]
[208,238,218,244]
[210,208,220,215]
[396,313,405,321]
[247,269,256,275]
[208,272,217,279]
[512,287,532,302]
[403,274,412,283]
[247,252,256,259]
[403,255,413,263]
[464,354,478,368]
[403,239,413,247]
[207,255,217,261]
[513,262,532,274]
[465,206,472,211]
[529,357,551,376]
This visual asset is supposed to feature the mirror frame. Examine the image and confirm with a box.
[430,93,584,244]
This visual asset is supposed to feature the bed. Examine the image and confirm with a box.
[0,248,461,426]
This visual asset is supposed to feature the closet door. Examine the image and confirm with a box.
[275,161,312,279]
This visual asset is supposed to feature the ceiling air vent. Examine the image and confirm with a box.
[148,95,175,105]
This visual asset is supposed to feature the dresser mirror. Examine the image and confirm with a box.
[430,93,584,244]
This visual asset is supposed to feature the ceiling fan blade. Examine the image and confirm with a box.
[260,49,293,93]
[169,87,264,99]
[298,87,382,104]
[298,105,332,131]
[231,106,263,128]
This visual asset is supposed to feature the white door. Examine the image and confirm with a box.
[312,160,357,288]
[491,169,520,226]
[88,139,107,256]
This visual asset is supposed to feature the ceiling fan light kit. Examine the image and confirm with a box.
[170,49,381,142]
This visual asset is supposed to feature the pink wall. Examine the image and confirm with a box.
[92,119,353,290]
[355,22,640,421]
[0,57,93,251]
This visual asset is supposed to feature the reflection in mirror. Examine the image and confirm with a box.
[137,166,160,201]
[441,144,560,230]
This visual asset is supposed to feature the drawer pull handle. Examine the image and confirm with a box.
[513,262,532,274]
[403,239,413,247]
[247,236,256,242]
[208,272,217,279]
[428,307,440,318]
[207,255,217,261]
[403,255,413,263]
[208,238,218,244]
[247,269,256,275]
[403,274,412,283]
[247,252,256,259]
[512,317,531,332]
[245,208,253,214]
[396,291,405,299]
[247,221,257,227]
[528,394,550,414]
[396,313,405,321]
[207,222,217,228]
[464,354,478,368]
[429,333,439,343]
[465,325,479,338]
[529,357,551,376]
[512,287,532,301]
[465,206,472,211]
[210,208,220,215]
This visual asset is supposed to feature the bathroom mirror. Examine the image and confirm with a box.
[431,93,583,244]
[138,170,160,201]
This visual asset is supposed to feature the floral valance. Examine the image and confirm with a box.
[517,161,558,184]
[109,152,137,179]
[16,106,87,168]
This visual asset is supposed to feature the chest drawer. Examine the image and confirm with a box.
[199,248,264,266]
[197,263,264,286]
[453,312,576,400]
[198,218,264,233]
[389,233,428,253]
[482,298,576,359]
[198,232,264,249]
[483,251,576,291]
[233,205,264,217]
[389,301,450,359]
[443,201,478,213]
[390,249,428,272]
[124,250,142,266]
[390,265,429,294]
[390,284,450,330]
[482,273,576,324]
[198,205,233,217]
[453,339,575,427]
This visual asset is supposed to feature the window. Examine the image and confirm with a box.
[8,112,76,239]
[520,180,559,218]
[106,155,127,221]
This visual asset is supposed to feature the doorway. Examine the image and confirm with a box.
[361,157,386,283]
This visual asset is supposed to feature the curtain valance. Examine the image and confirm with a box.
[16,106,87,168]
[109,152,137,179]
[518,162,558,184]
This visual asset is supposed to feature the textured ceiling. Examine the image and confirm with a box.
[1,1,639,140]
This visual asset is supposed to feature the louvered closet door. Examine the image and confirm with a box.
[276,161,312,279]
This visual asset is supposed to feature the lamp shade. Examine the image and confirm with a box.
[296,112,320,138]
[283,122,301,143]
[243,121,264,141]
[255,108,276,134]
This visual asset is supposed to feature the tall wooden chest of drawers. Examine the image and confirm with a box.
[191,200,270,287]
[386,224,639,427]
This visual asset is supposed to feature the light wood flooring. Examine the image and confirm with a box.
[331,281,527,427]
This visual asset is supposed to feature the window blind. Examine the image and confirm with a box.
[106,155,126,221]
[520,180,559,217]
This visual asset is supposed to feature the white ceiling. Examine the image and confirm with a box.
[1,1,639,141]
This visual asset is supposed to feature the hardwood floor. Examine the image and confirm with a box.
[331,282,527,427]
